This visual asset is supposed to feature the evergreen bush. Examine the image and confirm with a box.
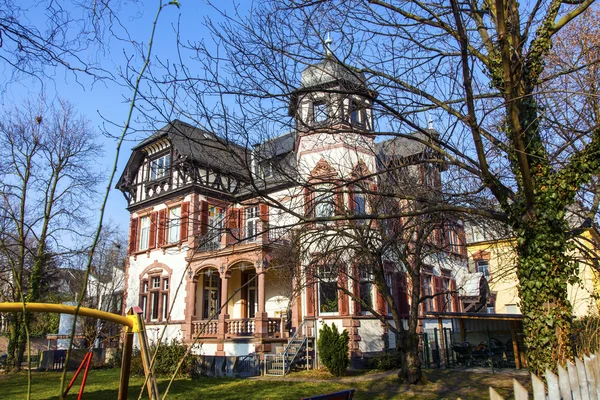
[130,339,191,376]
[317,323,349,376]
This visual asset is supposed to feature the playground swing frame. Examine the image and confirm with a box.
[0,302,159,400]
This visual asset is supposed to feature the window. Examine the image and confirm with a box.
[202,271,220,319]
[313,101,327,123]
[359,269,373,314]
[139,216,150,251]
[422,275,433,312]
[385,272,394,315]
[246,272,257,318]
[315,185,335,219]
[353,192,367,220]
[260,162,272,178]
[318,266,338,314]
[150,154,170,180]
[168,206,181,243]
[350,101,360,124]
[140,275,169,322]
[207,206,225,248]
[476,260,490,279]
[445,226,461,254]
[245,206,260,242]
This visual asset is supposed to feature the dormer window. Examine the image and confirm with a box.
[350,101,366,127]
[150,153,170,180]
[313,101,328,123]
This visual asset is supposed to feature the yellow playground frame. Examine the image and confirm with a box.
[0,302,159,400]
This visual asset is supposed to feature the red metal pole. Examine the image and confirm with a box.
[77,352,93,400]
[63,352,91,397]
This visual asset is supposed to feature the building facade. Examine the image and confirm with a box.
[117,55,476,363]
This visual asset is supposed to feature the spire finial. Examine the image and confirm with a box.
[427,113,434,130]
[324,32,333,56]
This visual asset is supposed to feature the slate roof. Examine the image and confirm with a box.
[299,57,367,90]
[375,130,438,160]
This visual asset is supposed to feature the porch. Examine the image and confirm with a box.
[185,259,291,344]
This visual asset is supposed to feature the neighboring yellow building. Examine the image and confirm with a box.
[465,225,600,317]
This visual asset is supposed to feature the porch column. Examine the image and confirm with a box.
[255,263,269,338]
[217,269,230,353]
[184,272,197,340]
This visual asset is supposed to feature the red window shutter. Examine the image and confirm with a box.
[397,272,409,316]
[338,273,349,316]
[200,200,209,236]
[180,201,189,242]
[128,217,138,254]
[334,188,344,216]
[348,186,356,214]
[306,267,315,317]
[376,285,387,315]
[304,187,314,218]
[434,276,443,312]
[352,266,361,315]
[226,208,240,244]
[450,279,460,312]
[149,212,158,249]
[158,209,167,247]
[259,203,269,241]
[458,228,467,257]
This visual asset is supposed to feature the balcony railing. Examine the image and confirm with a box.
[191,317,285,339]
[192,320,219,337]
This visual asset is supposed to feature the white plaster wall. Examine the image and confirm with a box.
[190,342,218,356]
[357,319,385,353]
[224,342,256,357]
[265,270,290,317]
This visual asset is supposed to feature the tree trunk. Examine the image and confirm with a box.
[397,265,422,384]
[516,217,575,374]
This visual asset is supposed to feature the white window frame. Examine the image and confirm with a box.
[245,206,260,242]
[168,206,181,244]
[313,101,327,123]
[150,153,170,181]
[208,206,225,247]
[318,266,339,316]
[476,260,490,279]
[315,185,335,219]
[359,269,373,315]
[139,216,150,251]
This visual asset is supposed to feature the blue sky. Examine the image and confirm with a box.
[1,1,236,236]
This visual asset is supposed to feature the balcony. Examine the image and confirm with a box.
[190,317,284,339]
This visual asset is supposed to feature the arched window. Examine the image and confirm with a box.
[140,271,170,322]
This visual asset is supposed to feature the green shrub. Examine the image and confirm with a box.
[317,323,349,376]
[129,339,191,377]
[373,351,402,370]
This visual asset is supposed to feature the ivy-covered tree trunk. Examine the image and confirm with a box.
[515,210,575,372]
[6,313,27,371]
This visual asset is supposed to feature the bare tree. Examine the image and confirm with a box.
[0,98,102,370]
[131,0,600,375]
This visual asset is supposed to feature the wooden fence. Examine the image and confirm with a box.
[490,353,600,399]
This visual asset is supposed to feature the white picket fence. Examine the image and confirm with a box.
[490,353,600,399]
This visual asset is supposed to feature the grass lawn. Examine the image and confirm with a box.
[1,368,529,399]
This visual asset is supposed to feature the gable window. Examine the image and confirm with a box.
[353,191,367,217]
[445,225,461,254]
[476,260,490,280]
[245,206,260,242]
[350,101,366,127]
[260,162,272,178]
[139,216,150,251]
[150,153,170,181]
[315,185,335,219]
[313,101,328,123]
[318,266,339,315]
